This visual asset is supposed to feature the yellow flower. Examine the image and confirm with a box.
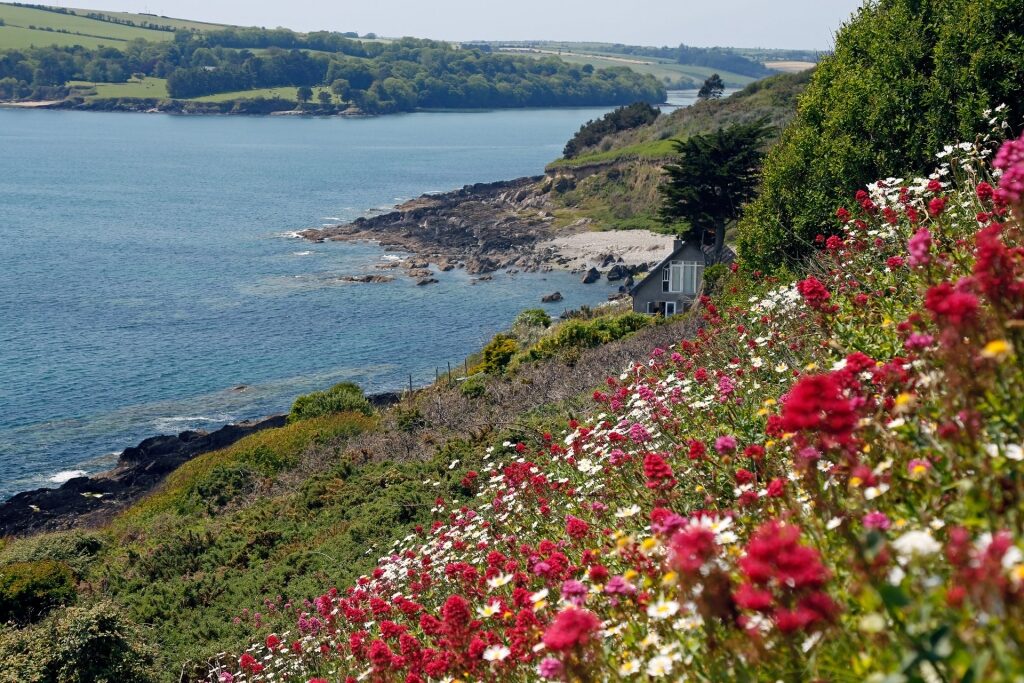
[640,537,658,553]
[982,339,1013,360]
[661,571,678,585]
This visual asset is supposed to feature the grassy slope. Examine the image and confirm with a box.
[68,77,169,99]
[0,306,684,679]
[543,70,811,233]
[0,3,174,44]
[509,49,758,88]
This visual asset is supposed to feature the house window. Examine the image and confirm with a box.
[665,301,677,316]
[647,301,657,314]
[661,260,704,294]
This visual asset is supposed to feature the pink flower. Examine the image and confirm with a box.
[862,511,891,531]
[907,227,932,267]
[542,608,601,651]
[994,133,1024,206]
[538,657,564,679]
[715,435,738,454]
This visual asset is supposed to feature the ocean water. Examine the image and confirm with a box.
[0,106,628,498]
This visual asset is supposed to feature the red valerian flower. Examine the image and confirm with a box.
[994,133,1024,207]
[541,607,601,651]
[643,452,676,490]
[797,276,836,313]
[735,521,839,634]
[669,524,717,575]
[925,281,979,329]
[779,373,858,449]
[973,223,1024,313]
[565,515,590,540]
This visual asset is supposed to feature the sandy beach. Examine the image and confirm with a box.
[536,229,675,270]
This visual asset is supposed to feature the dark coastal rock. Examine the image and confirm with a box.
[416,277,439,286]
[298,177,551,274]
[406,268,434,279]
[339,274,395,283]
[0,415,286,537]
[582,267,602,284]
[606,264,631,281]
[541,291,563,303]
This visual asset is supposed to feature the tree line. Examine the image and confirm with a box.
[0,34,666,114]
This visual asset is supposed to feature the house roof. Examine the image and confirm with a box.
[628,240,736,297]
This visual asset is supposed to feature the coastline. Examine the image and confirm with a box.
[0,391,401,537]
[0,159,673,538]
[300,177,674,278]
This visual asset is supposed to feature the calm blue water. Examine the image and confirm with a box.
[0,107,623,498]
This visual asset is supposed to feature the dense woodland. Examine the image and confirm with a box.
[0,28,666,113]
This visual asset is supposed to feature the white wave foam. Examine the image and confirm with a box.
[293,250,314,256]
[48,470,87,484]
[381,254,402,262]
[322,216,343,221]
[277,230,304,239]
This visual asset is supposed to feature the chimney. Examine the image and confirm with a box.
[673,238,684,252]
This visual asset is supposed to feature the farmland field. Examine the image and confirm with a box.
[68,77,170,99]
[0,3,173,44]
[498,48,757,88]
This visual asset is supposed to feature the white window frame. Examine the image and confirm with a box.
[661,260,704,294]
[664,301,677,316]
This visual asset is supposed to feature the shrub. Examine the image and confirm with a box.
[0,601,157,683]
[701,262,730,293]
[739,0,1024,272]
[180,462,257,514]
[0,561,77,625]
[524,312,655,361]
[514,308,552,329]
[288,381,372,422]
[459,375,487,399]
[480,334,519,375]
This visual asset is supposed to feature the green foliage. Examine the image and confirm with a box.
[697,72,725,99]
[563,102,661,158]
[480,334,519,375]
[180,462,256,514]
[0,560,77,625]
[0,531,103,577]
[523,312,655,362]
[701,262,731,293]
[459,375,487,399]
[739,0,1024,272]
[0,601,157,683]
[288,381,372,423]
[514,308,552,329]
[659,118,772,253]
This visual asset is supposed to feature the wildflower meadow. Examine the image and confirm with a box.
[210,110,1024,683]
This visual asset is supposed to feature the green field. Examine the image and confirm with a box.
[190,85,333,103]
[499,48,757,88]
[0,3,175,47]
[68,77,169,99]
[0,23,118,48]
[66,6,230,32]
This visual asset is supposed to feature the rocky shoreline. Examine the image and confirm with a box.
[0,392,401,537]
[300,176,674,291]
[301,176,556,275]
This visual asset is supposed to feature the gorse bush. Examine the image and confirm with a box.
[210,121,1024,682]
[739,0,1024,272]
[0,560,76,625]
[523,312,655,362]
[480,334,519,375]
[288,381,372,423]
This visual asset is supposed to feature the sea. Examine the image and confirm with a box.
[0,100,692,499]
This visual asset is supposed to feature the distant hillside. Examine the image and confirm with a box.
[542,70,811,232]
[0,4,666,114]
[483,40,820,89]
